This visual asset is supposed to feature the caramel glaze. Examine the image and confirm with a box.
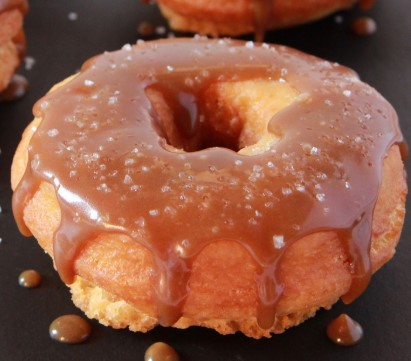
[13,38,404,328]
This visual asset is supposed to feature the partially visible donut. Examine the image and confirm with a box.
[0,0,28,99]
[12,38,406,338]
[155,0,369,39]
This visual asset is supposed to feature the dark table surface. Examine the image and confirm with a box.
[0,1,410,360]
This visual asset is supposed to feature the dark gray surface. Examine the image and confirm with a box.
[0,1,410,360]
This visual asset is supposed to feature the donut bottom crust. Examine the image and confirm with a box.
[156,0,358,36]
[12,117,406,338]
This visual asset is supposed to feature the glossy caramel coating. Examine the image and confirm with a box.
[11,39,407,338]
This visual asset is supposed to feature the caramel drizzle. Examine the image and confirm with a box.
[13,38,403,328]
[252,0,273,42]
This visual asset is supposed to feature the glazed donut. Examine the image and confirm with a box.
[155,0,370,39]
[12,38,406,338]
[0,0,28,97]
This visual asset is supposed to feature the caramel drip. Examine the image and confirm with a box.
[252,0,273,42]
[13,38,403,328]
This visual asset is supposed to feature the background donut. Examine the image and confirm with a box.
[0,0,28,99]
[156,0,360,38]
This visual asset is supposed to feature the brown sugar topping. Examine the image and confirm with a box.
[13,38,404,328]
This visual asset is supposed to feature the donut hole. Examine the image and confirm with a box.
[147,80,299,154]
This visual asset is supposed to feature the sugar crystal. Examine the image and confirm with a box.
[272,235,285,249]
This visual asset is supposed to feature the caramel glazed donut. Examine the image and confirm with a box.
[155,0,374,38]
[0,0,27,94]
[12,38,407,338]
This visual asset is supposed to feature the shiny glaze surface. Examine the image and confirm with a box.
[13,38,403,328]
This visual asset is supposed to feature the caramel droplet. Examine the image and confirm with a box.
[327,313,364,346]
[49,314,91,344]
[138,21,154,37]
[351,17,377,36]
[18,269,42,288]
[144,342,180,361]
